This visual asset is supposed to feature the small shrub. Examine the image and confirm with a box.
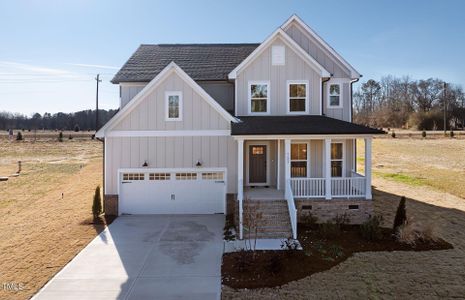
[319,221,341,238]
[327,244,344,258]
[68,134,73,140]
[281,238,300,251]
[360,215,384,241]
[58,131,63,142]
[391,131,396,138]
[300,213,318,228]
[450,130,454,138]
[422,130,427,138]
[16,131,23,141]
[92,186,103,218]
[395,221,417,245]
[333,213,350,228]
[74,124,80,132]
[393,196,407,231]
[418,222,438,243]
[266,255,283,274]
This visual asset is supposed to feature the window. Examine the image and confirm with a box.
[149,173,170,180]
[291,143,308,177]
[122,173,145,181]
[249,82,269,114]
[328,84,341,107]
[288,81,308,113]
[272,45,285,65]
[251,146,264,155]
[176,172,197,180]
[165,91,182,121]
[202,172,223,180]
[331,142,344,177]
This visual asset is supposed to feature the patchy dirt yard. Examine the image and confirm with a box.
[0,138,108,300]
[223,138,465,299]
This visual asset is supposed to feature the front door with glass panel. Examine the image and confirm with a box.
[248,145,267,185]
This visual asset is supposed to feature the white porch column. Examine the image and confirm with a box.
[364,137,372,200]
[284,139,291,194]
[324,138,332,200]
[277,139,281,190]
[237,139,244,239]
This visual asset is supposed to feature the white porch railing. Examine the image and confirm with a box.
[285,179,297,239]
[331,177,366,197]
[290,176,367,198]
[290,178,325,198]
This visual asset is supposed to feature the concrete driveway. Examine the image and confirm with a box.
[33,215,225,300]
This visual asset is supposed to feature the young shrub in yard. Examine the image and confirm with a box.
[360,215,384,241]
[58,131,63,142]
[422,130,427,138]
[16,131,23,141]
[395,219,417,245]
[391,131,396,138]
[74,124,80,132]
[393,196,407,232]
[333,213,350,228]
[68,134,73,140]
[450,130,455,138]
[92,186,103,219]
[319,220,340,238]
[300,212,318,228]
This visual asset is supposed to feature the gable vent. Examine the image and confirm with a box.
[272,45,285,66]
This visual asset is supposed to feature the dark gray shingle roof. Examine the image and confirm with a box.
[231,116,385,135]
[111,44,260,83]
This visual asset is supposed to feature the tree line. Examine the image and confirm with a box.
[353,76,465,130]
[0,109,118,131]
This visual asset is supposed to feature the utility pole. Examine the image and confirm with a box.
[95,74,102,131]
[443,82,447,136]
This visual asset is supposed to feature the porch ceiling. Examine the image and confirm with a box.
[231,115,385,136]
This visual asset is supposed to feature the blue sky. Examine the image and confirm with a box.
[1,0,464,115]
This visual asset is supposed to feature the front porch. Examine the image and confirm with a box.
[235,136,373,239]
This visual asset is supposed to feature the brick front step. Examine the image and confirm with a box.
[243,199,292,239]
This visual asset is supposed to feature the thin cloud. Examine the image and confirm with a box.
[65,63,119,70]
[0,61,71,75]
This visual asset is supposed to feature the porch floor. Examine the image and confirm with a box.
[244,187,284,200]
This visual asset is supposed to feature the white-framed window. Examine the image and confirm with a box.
[328,83,342,108]
[291,143,309,177]
[122,173,145,181]
[201,172,223,180]
[176,172,197,180]
[287,80,309,114]
[248,81,270,114]
[272,45,285,66]
[331,142,344,177]
[165,91,183,121]
[149,173,171,180]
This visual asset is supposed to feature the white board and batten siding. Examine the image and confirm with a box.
[120,83,146,108]
[235,36,322,116]
[105,70,237,198]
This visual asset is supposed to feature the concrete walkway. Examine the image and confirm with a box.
[33,215,225,300]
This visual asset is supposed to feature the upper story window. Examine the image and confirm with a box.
[287,81,308,114]
[331,142,344,177]
[165,91,182,121]
[328,83,342,108]
[272,45,285,66]
[249,81,269,114]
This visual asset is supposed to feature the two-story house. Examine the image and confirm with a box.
[96,15,383,239]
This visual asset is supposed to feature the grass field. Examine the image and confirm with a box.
[0,138,105,300]
[358,137,465,199]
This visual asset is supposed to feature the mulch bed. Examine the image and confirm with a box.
[222,225,453,289]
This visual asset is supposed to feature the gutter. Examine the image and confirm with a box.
[321,77,332,115]
[350,76,361,122]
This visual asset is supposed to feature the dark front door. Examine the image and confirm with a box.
[249,145,267,184]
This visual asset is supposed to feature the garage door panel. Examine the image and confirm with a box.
[119,169,225,215]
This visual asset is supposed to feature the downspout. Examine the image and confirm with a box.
[350,77,361,172]
[321,77,331,116]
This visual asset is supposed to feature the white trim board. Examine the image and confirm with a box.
[96,62,238,138]
[106,130,230,137]
[280,14,361,79]
[228,28,330,79]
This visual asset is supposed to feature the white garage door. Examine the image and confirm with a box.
[119,168,226,215]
